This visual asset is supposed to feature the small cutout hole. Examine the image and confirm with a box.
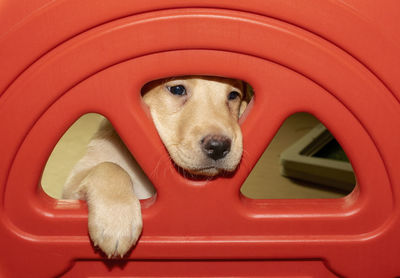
[41,113,156,200]
[241,113,356,199]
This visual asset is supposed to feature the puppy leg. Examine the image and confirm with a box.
[69,162,142,258]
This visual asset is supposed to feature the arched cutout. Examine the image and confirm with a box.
[241,113,356,199]
[41,113,156,200]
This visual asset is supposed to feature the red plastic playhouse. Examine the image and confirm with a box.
[1,1,400,277]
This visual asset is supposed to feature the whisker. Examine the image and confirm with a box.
[149,153,171,179]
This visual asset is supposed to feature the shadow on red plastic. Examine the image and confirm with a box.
[60,259,340,277]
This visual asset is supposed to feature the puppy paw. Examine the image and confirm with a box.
[88,200,142,258]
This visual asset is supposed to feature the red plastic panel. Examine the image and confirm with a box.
[0,1,399,277]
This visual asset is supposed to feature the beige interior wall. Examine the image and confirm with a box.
[41,114,104,199]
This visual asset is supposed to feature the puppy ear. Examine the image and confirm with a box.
[239,81,253,117]
[239,100,247,117]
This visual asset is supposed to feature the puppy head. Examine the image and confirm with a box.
[142,76,247,176]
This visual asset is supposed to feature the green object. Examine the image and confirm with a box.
[280,124,355,192]
[313,139,349,162]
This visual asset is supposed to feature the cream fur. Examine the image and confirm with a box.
[63,76,247,258]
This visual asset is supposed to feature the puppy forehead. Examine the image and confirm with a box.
[167,76,242,90]
[141,76,244,99]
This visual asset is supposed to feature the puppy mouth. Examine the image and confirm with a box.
[168,145,240,176]
[174,159,237,177]
[173,163,223,178]
[188,166,220,176]
[175,161,220,175]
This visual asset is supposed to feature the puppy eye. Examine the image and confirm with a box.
[228,91,240,101]
[167,85,186,96]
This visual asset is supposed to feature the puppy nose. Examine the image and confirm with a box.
[201,135,231,160]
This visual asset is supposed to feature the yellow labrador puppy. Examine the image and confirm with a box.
[63,76,248,258]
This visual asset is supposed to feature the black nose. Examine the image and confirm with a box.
[201,135,231,160]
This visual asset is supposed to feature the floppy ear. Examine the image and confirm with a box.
[239,100,248,117]
[239,81,252,117]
